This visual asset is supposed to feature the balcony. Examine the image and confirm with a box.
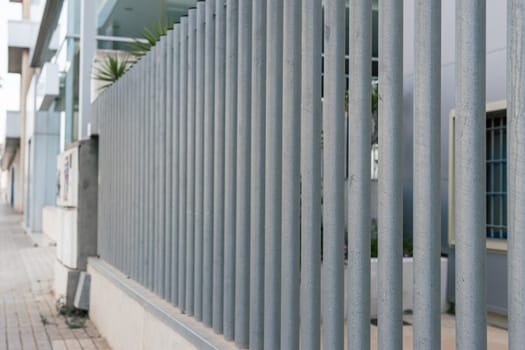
[7,19,39,73]
[36,63,59,111]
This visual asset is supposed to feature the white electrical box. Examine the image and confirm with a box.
[56,147,79,207]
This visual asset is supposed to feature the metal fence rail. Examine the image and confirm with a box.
[93,0,525,349]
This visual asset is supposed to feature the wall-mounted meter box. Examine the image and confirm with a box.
[57,146,79,207]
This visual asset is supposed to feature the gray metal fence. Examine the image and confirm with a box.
[93,0,525,349]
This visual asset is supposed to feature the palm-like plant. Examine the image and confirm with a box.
[128,21,169,57]
[93,55,131,91]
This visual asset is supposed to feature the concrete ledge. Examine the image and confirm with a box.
[88,258,235,350]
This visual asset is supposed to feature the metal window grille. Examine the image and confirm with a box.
[486,110,507,240]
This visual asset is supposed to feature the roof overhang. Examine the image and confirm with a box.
[1,138,20,171]
[30,0,64,67]
[1,111,21,171]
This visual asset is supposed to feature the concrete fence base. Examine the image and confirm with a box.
[87,258,235,350]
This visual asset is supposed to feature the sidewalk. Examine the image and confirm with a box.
[0,204,110,350]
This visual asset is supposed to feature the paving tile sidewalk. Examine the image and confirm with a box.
[0,204,110,350]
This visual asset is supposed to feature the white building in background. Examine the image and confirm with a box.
[2,0,196,235]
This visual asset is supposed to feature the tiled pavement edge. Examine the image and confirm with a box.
[0,205,110,350]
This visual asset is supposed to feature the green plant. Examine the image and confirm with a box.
[128,20,169,57]
[93,55,131,91]
[55,297,88,329]
[370,236,414,258]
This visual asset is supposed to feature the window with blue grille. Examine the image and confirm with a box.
[486,110,507,239]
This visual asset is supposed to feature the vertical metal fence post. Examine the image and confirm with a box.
[111,77,117,268]
[455,0,487,348]
[281,0,301,348]
[378,0,403,348]
[113,81,118,268]
[142,53,148,285]
[128,63,133,279]
[118,77,122,270]
[249,0,266,348]
[113,75,118,268]
[120,71,126,273]
[143,50,150,287]
[122,71,129,275]
[111,78,116,268]
[118,76,123,271]
[153,42,161,294]
[132,62,139,281]
[117,76,120,268]
[95,96,101,258]
[126,70,131,276]
[96,94,101,258]
[102,88,107,261]
[107,75,113,266]
[125,72,129,274]
[162,35,169,298]
[131,68,137,278]
[128,61,134,281]
[186,9,197,316]
[157,37,167,297]
[96,94,103,259]
[111,82,116,268]
[264,0,283,348]
[119,76,124,271]
[115,78,119,269]
[108,82,112,263]
[121,74,126,272]
[224,0,238,340]
[127,69,131,276]
[171,25,181,306]
[203,0,216,327]
[213,0,227,334]
[178,17,189,311]
[347,0,372,348]
[95,93,102,257]
[117,78,122,270]
[194,2,206,321]
[508,1,525,348]
[139,56,146,287]
[413,0,441,348]
[107,85,111,264]
[300,0,322,349]
[234,0,252,346]
[164,29,174,302]
[128,69,133,277]
[322,0,345,349]
[148,50,156,290]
